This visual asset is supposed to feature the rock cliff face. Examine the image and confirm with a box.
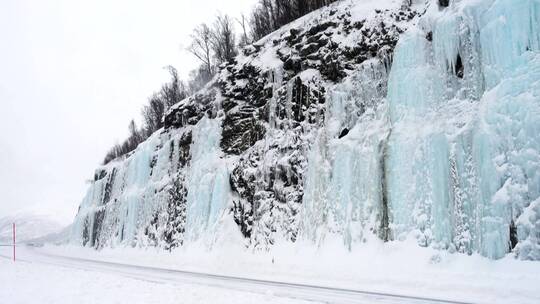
[72,0,540,260]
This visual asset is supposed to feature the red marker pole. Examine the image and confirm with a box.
[12,222,16,262]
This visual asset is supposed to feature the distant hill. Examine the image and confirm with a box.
[0,213,65,243]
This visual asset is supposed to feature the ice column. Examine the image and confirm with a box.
[184,117,231,243]
[302,60,390,248]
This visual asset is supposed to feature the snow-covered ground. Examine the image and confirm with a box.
[0,247,318,304]
[3,240,537,304]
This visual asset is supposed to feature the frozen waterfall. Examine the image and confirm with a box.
[302,0,540,259]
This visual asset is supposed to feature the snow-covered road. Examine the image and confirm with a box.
[1,246,472,304]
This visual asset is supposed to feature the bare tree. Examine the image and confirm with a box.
[103,119,144,164]
[142,93,166,136]
[211,14,238,64]
[128,120,142,144]
[250,0,274,41]
[236,14,250,48]
[249,0,338,41]
[187,23,214,76]
[160,66,188,109]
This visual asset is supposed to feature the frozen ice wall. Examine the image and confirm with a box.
[71,115,230,248]
[385,0,540,259]
[71,131,174,248]
[184,117,231,243]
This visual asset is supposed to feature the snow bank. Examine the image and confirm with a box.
[36,241,540,304]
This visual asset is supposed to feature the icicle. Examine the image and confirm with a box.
[285,78,293,122]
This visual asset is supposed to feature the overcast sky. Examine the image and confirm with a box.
[0,0,256,224]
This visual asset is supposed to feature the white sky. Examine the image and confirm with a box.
[0,0,256,224]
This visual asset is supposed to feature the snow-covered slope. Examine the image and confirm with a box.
[0,213,64,243]
[71,0,540,261]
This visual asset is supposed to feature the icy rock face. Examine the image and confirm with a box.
[225,1,418,248]
[72,0,419,250]
[71,0,540,260]
[72,128,190,249]
[71,116,231,249]
[71,89,223,249]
